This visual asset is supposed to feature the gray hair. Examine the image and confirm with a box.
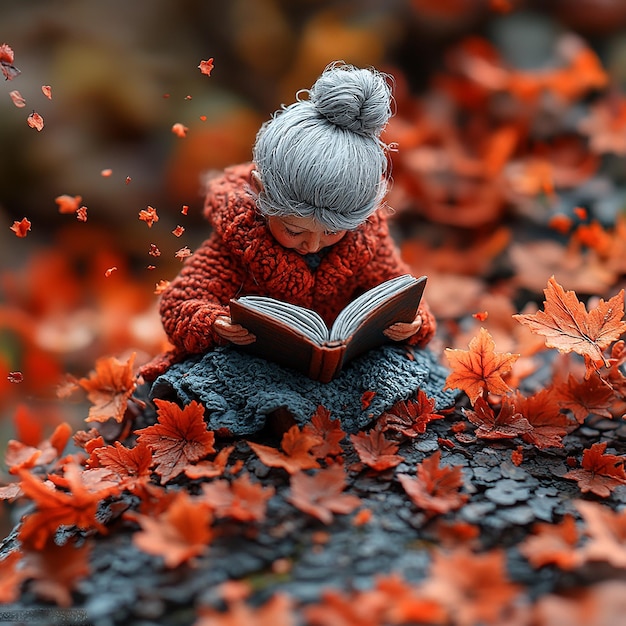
[252,62,394,231]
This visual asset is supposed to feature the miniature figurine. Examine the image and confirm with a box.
[140,62,456,434]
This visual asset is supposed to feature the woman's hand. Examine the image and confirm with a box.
[214,316,256,345]
[383,313,423,342]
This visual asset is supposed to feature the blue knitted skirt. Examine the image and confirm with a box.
[149,344,457,435]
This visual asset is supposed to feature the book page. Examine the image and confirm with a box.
[235,295,330,344]
[329,274,420,340]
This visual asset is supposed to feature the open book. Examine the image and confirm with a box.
[229,274,427,383]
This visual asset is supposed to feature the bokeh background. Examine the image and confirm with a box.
[2,0,626,531]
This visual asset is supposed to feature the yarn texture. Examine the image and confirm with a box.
[139,162,436,382]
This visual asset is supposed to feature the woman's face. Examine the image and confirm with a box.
[267,215,346,254]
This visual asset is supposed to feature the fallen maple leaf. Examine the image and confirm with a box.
[463,396,532,440]
[200,473,275,523]
[21,539,90,607]
[288,466,361,524]
[444,327,519,404]
[398,450,468,515]
[5,421,72,474]
[184,445,234,479]
[196,593,295,626]
[515,389,571,449]
[18,463,118,550]
[95,441,153,489]
[421,547,521,626]
[135,399,215,483]
[0,552,28,603]
[576,500,626,568]
[518,514,583,570]
[350,425,404,472]
[302,406,345,458]
[379,390,444,438]
[564,441,626,497]
[514,276,626,373]
[79,353,137,423]
[552,372,615,423]
[247,424,321,474]
[130,490,213,568]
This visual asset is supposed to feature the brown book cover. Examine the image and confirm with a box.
[229,274,426,383]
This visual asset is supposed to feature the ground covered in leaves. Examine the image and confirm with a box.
[3,2,626,625]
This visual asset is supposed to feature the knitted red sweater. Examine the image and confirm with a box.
[139,163,435,381]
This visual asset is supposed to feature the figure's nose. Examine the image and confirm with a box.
[303,232,323,253]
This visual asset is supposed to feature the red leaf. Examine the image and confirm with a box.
[463,396,531,440]
[515,389,571,449]
[0,552,27,603]
[302,405,345,458]
[135,399,215,484]
[444,327,519,404]
[518,515,582,570]
[184,445,234,479]
[130,491,212,568]
[514,276,626,373]
[576,500,626,568]
[79,353,137,423]
[379,390,444,438]
[138,205,159,227]
[288,466,361,525]
[398,451,468,515]
[552,373,615,423]
[350,426,404,472]
[564,442,626,497]
[171,123,188,138]
[55,194,82,214]
[247,424,321,474]
[18,463,118,550]
[95,441,153,489]
[10,218,31,237]
[198,58,214,76]
[1,43,20,80]
[200,473,274,522]
[27,111,44,131]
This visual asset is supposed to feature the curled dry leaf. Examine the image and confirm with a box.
[27,111,44,131]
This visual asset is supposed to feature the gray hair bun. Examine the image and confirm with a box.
[309,63,392,137]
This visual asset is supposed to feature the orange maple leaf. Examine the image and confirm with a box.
[552,372,615,424]
[288,466,361,524]
[0,552,28,603]
[576,500,626,569]
[564,442,626,497]
[17,463,118,550]
[94,441,153,489]
[196,593,295,626]
[5,421,72,474]
[398,450,468,515]
[514,276,626,373]
[379,390,444,438]
[10,217,31,238]
[350,425,404,472]
[200,473,275,523]
[79,353,137,423]
[198,58,214,76]
[515,389,571,449]
[302,406,346,458]
[130,490,213,568]
[518,515,582,570]
[247,424,322,474]
[184,445,234,479]
[444,327,519,404]
[463,396,531,440]
[135,399,215,484]
[421,547,521,626]
[21,539,91,607]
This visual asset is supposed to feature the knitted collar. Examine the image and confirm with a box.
[203,163,381,297]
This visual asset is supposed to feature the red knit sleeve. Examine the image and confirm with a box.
[158,235,246,356]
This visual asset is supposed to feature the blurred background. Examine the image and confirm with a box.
[2,0,626,529]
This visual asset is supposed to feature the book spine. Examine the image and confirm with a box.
[316,345,346,383]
